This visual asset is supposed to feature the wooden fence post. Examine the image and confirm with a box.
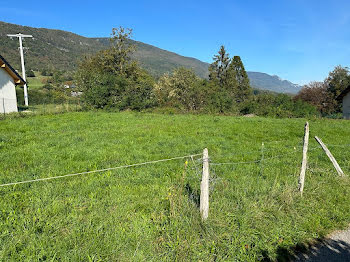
[260,142,265,176]
[315,136,344,176]
[200,148,209,221]
[2,98,6,117]
[298,122,309,194]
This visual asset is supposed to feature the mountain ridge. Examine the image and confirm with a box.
[0,21,301,94]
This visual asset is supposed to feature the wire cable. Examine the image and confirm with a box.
[0,153,202,187]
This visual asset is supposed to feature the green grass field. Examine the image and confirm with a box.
[26,72,48,89]
[1,112,350,261]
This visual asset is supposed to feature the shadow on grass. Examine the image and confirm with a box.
[185,183,200,208]
[261,238,350,262]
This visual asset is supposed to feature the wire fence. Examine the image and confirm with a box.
[190,142,349,196]
[1,140,348,189]
[0,153,202,187]
[1,124,349,262]
[1,133,349,227]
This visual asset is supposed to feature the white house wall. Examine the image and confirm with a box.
[0,68,18,113]
[343,92,350,119]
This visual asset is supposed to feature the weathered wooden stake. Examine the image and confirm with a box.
[315,136,344,176]
[200,148,209,221]
[2,98,5,117]
[260,142,265,176]
[298,122,309,194]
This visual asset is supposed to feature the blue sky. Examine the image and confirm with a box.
[1,0,350,84]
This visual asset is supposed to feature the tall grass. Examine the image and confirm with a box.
[0,103,83,121]
[0,112,349,261]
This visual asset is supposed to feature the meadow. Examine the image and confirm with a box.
[26,72,47,89]
[1,112,350,261]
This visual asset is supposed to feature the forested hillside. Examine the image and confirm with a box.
[0,21,208,78]
[0,21,300,93]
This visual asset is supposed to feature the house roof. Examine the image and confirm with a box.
[337,86,350,101]
[0,54,26,86]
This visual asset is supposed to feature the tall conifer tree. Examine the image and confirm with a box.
[230,56,252,102]
[208,46,231,86]
[208,46,236,111]
[208,47,252,111]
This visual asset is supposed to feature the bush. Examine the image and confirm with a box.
[16,88,74,106]
[154,68,205,111]
[79,72,127,109]
[76,27,156,111]
[40,68,53,76]
[77,68,156,111]
[294,82,335,115]
[247,92,319,118]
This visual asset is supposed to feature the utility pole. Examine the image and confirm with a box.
[7,33,33,106]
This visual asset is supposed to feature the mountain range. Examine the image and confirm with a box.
[0,21,301,94]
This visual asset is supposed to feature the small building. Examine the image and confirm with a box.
[0,55,25,114]
[337,86,350,119]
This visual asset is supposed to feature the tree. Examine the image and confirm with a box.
[294,66,350,115]
[76,27,156,110]
[77,27,138,80]
[100,27,137,75]
[154,67,202,111]
[208,46,236,112]
[230,56,252,102]
[294,82,334,115]
[208,46,252,112]
[208,45,231,86]
[325,66,350,111]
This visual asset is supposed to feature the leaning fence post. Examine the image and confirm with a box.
[298,122,309,195]
[315,136,344,176]
[200,148,209,221]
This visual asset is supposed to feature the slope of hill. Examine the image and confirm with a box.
[92,37,209,78]
[0,22,102,72]
[0,21,301,93]
[0,21,209,78]
[248,72,301,94]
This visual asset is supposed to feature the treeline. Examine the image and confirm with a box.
[74,27,317,118]
[294,66,350,117]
